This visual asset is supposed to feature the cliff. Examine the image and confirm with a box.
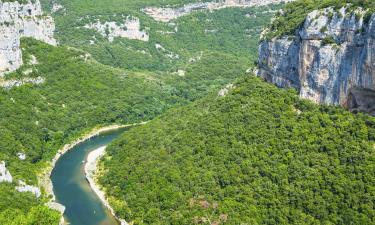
[0,0,56,76]
[143,0,293,22]
[258,7,375,115]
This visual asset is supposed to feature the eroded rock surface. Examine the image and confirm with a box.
[143,0,293,22]
[16,180,41,198]
[0,76,45,89]
[0,0,56,76]
[84,16,149,42]
[0,161,12,183]
[258,7,375,115]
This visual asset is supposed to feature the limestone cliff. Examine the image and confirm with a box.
[258,7,375,115]
[0,0,56,76]
[143,0,293,22]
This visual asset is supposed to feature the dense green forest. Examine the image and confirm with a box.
[2,0,281,223]
[100,76,375,224]
[40,0,279,71]
[264,0,375,39]
[0,34,254,223]
[1,0,374,224]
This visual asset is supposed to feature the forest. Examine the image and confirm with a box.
[0,0,374,224]
[100,76,375,224]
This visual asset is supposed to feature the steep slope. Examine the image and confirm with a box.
[99,76,375,224]
[257,0,375,115]
[0,0,56,75]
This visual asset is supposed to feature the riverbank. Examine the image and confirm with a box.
[85,146,128,225]
[38,122,147,225]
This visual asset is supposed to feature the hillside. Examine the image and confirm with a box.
[99,76,375,224]
[0,0,285,224]
[40,0,282,72]
[0,0,374,224]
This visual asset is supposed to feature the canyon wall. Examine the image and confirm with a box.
[0,0,56,76]
[143,0,293,22]
[258,7,375,115]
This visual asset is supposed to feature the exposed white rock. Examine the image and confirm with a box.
[17,152,26,160]
[51,3,64,13]
[0,76,45,89]
[0,161,12,183]
[155,43,179,59]
[143,0,294,22]
[16,180,41,198]
[218,84,234,97]
[0,0,56,76]
[84,16,149,42]
[45,202,65,216]
[258,7,375,115]
[28,55,38,65]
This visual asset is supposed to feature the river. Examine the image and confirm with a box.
[51,128,129,225]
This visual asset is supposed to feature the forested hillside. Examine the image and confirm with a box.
[100,76,375,224]
[41,0,280,71]
[0,34,253,223]
[1,0,374,224]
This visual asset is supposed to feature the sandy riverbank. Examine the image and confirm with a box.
[85,146,128,225]
[38,122,146,224]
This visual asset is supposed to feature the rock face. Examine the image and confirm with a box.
[84,16,149,42]
[0,0,56,76]
[258,7,375,115]
[0,76,45,89]
[16,180,41,198]
[0,161,12,183]
[143,0,293,22]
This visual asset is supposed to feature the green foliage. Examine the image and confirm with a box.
[100,76,375,224]
[0,206,60,225]
[40,0,279,71]
[0,33,258,222]
[321,35,336,45]
[264,0,375,39]
[0,184,59,225]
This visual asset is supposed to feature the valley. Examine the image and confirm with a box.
[0,0,374,225]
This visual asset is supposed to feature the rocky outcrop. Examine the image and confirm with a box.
[0,0,56,76]
[143,0,293,22]
[15,180,41,198]
[258,7,375,115]
[0,161,12,183]
[84,16,149,42]
[0,76,45,89]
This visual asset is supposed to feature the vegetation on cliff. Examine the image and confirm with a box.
[100,76,375,224]
[264,0,375,40]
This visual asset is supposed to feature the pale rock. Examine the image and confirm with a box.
[155,43,179,59]
[51,3,64,13]
[143,0,294,22]
[17,152,26,160]
[258,7,375,115]
[0,0,56,76]
[0,161,12,183]
[0,76,45,89]
[15,180,41,198]
[218,84,234,97]
[28,55,38,65]
[84,16,149,42]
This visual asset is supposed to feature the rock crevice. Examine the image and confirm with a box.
[0,0,56,76]
[258,7,375,115]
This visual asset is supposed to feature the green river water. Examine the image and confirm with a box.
[51,128,129,225]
